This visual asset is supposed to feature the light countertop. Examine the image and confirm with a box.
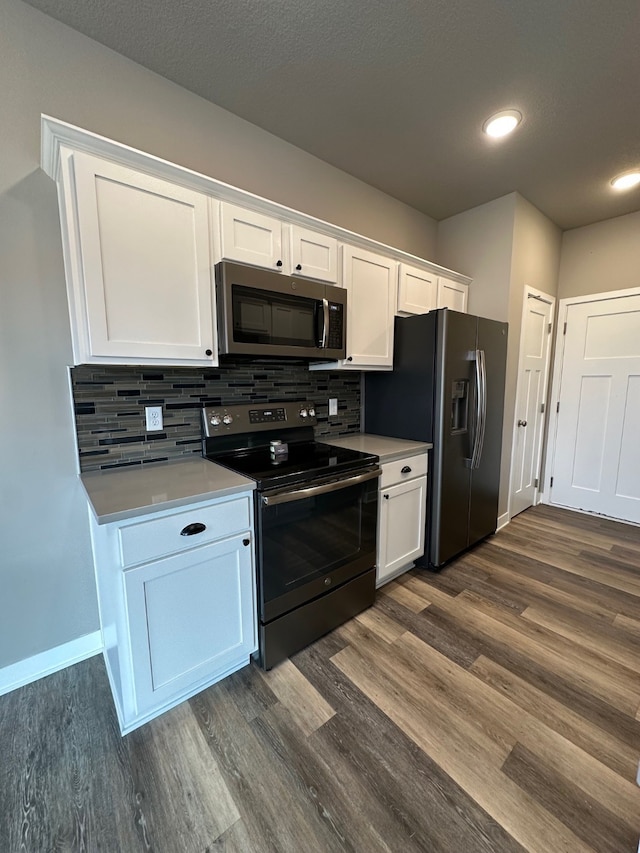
[323,433,431,463]
[81,457,255,525]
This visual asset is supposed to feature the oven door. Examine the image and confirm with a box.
[257,467,380,623]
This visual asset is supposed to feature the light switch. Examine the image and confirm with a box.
[329,398,338,417]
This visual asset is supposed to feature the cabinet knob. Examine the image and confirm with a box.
[347,356,353,362]
[181,522,207,536]
[518,419,528,427]
[383,494,389,500]
[401,466,412,474]
[276,259,283,267]
[243,538,250,546]
[205,349,213,357]
[295,264,302,271]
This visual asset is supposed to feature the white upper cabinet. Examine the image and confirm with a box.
[43,118,472,369]
[340,245,397,369]
[287,224,338,282]
[219,202,283,270]
[62,150,217,366]
[437,276,468,313]
[397,263,438,315]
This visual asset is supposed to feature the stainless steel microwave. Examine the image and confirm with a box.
[215,261,347,360]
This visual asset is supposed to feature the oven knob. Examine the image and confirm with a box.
[223,414,233,425]
[299,408,308,418]
[210,415,221,426]
[308,407,316,418]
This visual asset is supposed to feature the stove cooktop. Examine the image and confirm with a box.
[209,440,378,491]
[202,400,378,490]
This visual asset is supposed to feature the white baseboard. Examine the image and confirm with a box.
[0,630,102,697]
[496,512,510,531]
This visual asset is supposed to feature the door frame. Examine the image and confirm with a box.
[542,285,640,508]
[508,285,556,519]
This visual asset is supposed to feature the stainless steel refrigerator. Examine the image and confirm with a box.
[365,308,508,569]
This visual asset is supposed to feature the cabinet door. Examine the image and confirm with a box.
[342,245,397,368]
[397,263,437,315]
[124,534,256,715]
[71,151,216,364]
[437,277,468,313]
[220,202,283,269]
[288,225,338,282]
[377,477,427,585]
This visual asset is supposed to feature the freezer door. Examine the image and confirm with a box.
[468,317,508,545]
[429,310,477,566]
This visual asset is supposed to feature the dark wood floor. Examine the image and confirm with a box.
[2,504,640,852]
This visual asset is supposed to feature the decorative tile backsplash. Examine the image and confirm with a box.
[71,360,361,471]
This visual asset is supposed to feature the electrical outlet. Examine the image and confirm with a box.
[329,398,338,417]
[145,406,163,431]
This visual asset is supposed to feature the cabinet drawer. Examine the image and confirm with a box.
[380,453,428,488]
[118,496,251,567]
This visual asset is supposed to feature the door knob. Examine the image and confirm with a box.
[518,419,527,427]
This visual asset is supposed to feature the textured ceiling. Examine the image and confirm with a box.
[23,0,640,230]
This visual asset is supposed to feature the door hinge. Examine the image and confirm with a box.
[550,477,554,488]
[534,478,539,488]
[540,402,545,414]
[556,401,560,413]
[563,322,567,335]
[548,322,552,334]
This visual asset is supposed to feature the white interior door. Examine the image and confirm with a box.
[550,291,640,523]
[510,289,554,517]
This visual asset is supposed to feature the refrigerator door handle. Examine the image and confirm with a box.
[466,348,483,468]
[474,348,487,469]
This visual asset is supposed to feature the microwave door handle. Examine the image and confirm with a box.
[321,298,329,348]
[316,298,328,347]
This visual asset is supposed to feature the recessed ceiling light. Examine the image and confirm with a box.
[483,110,522,138]
[611,170,640,190]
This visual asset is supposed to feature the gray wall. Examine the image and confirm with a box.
[0,0,437,670]
[558,210,640,299]
[437,193,561,519]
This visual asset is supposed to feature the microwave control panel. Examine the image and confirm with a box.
[327,302,344,350]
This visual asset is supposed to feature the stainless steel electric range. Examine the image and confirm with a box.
[202,401,380,669]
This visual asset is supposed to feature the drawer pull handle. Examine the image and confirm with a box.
[401,466,412,474]
[180,522,207,536]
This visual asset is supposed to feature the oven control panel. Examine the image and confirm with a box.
[249,407,286,425]
[202,401,317,437]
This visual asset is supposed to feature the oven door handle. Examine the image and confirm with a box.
[261,466,381,506]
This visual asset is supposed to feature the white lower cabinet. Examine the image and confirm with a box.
[91,492,257,734]
[377,454,428,587]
